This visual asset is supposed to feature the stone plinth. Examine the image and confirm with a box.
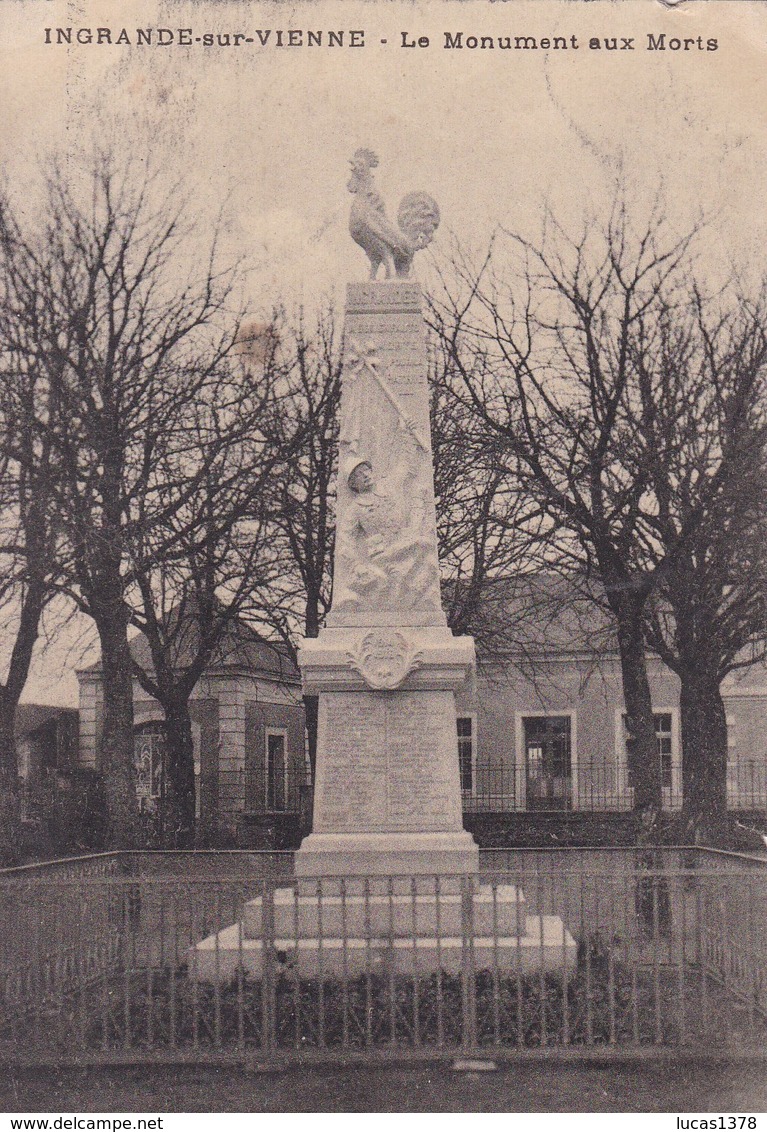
[242,883,528,938]
[295,833,479,889]
[189,876,578,981]
[191,908,577,981]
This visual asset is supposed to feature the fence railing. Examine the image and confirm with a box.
[464,763,677,814]
[1,853,764,1063]
[728,760,767,811]
[462,765,517,813]
[464,761,767,814]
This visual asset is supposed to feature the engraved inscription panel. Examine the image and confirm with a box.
[314,695,388,831]
[347,282,422,312]
[314,691,463,834]
[387,696,460,828]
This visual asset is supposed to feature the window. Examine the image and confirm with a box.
[457,717,474,791]
[655,713,673,788]
[133,722,166,813]
[266,728,289,811]
[624,712,673,790]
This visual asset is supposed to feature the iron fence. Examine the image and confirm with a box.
[728,760,767,811]
[464,761,767,814]
[464,763,679,814]
[462,765,517,813]
[211,769,312,846]
[0,850,764,1064]
[577,764,646,812]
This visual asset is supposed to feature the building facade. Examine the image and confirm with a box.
[455,651,767,818]
[76,625,309,844]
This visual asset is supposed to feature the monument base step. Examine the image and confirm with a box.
[242,884,527,940]
[191,914,577,980]
[294,831,480,891]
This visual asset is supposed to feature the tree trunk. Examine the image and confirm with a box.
[0,771,20,866]
[302,595,322,823]
[303,694,319,792]
[162,697,197,849]
[0,690,21,864]
[679,668,729,847]
[0,691,20,780]
[95,612,140,849]
[611,598,663,822]
[0,584,47,864]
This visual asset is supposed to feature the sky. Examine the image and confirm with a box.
[2,0,767,705]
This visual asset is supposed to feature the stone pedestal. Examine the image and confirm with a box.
[297,631,478,881]
[295,832,479,889]
[191,882,578,979]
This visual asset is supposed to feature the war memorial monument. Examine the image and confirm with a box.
[193,152,575,977]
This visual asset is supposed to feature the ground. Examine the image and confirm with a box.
[2,1060,766,1113]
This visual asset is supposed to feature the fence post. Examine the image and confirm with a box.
[261,880,276,1056]
[460,873,477,1053]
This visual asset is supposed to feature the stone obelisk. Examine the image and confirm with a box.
[296,149,479,881]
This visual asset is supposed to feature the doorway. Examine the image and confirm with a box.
[523,715,573,811]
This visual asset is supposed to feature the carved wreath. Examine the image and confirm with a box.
[346,629,424,690]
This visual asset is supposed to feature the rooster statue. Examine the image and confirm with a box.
[347,149,440,279]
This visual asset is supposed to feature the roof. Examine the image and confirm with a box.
[446,572,618,662]
[78,614,300,684]
[77,574,623,682]
[15,703,79,740]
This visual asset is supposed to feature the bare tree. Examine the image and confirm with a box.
[0,251,61,860]
[428,211,704,820]
[429,210,767,840]
[254,308,342,779]
[635,286,767,841]
[430,329,566,658]
[0,155,246,847]
[126,330,292,846]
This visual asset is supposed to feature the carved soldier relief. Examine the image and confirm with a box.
[333,449,439,614]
